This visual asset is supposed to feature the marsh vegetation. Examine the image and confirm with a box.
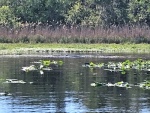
[84,58,150,90]
[0,0,150,44]
[0,24,150,44]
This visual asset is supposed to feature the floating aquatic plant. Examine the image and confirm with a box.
[22,59,63,75]
[41,60,51,67]
[40,60,64,67]
[83,62,104,68]
[21,65,37,72]
[114,81,131,88]
[91,80,150,90]
[90,82,106,87]
[3,79,36,85]
[83,59,150,74]
[91,81,131,88]
[3,79,26,84]
[139,80,150,89]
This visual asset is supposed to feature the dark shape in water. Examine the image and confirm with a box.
[0,91,12,96]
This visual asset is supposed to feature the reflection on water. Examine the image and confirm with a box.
[0,53,150,113]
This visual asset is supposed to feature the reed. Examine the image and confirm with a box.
[0,24,150,43]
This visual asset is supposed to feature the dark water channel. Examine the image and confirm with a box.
[0,53,150,113]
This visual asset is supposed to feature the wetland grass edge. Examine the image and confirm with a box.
[0,43,149,55]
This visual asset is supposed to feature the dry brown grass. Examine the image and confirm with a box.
[0,24,150,43]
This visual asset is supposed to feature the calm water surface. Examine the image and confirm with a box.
[0,53,150,113]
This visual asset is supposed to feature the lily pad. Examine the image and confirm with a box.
[41,60,51,67]
[83,59,150,74]
[114,81,131,88]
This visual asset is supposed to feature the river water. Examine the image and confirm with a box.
[0,53,150,113]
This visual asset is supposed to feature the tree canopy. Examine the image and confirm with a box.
[0,0,150,27]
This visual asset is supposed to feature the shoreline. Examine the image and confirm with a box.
[0,43,149,55]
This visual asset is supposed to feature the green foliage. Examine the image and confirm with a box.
[96,0,129,25]
[0,0,150,28]
[128,0,150,25]
[0,6,19,27]
[8,0,69,24]
[0,0,10,6]
[65,0,99,25]
[65,1,100,26]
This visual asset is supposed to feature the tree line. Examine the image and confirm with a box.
[0,0,150,27]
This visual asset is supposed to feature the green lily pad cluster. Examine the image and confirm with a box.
[22,59,63,74]
[40,60,63,67]
[83,59,150,74]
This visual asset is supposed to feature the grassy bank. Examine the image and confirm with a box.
[0,43,149,55]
